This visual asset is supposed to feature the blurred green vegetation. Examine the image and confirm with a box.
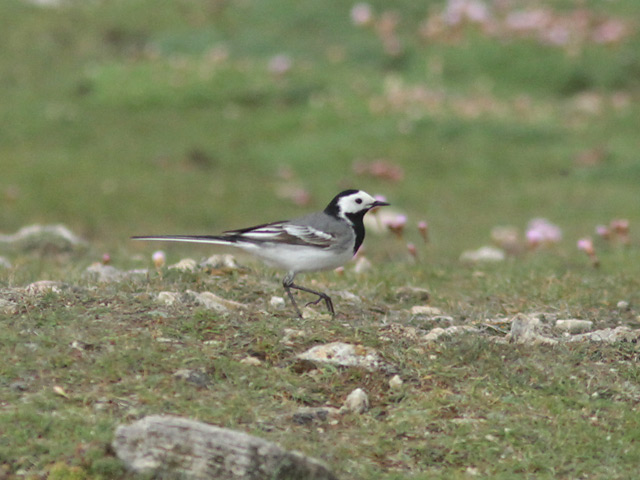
[1,0,638,260]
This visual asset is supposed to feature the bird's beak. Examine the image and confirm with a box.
[370,200,390,208]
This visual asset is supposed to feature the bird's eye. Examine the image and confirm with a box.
[355,198,363,204]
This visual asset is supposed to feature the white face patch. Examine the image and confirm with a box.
[336,191,377,217]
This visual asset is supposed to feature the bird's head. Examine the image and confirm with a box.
[325,189,389,221]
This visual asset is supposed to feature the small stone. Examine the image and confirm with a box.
[25,280,63,295]
[555,319,593,334]
[617,300,630,311]
[297,342,388,371]
[506,314,556,344]
[389,375,403,390]
[567,326,640,343]
[157,291,182,306]
[291,407,340,425]
[459,246,505,263]
[200,254,239,270]
[422,325,479,342]
[173,368,211,387]
[340,388,369,414]
[169,258,198,272]
[423,327,445,342]
[395,286,430,302]
[281,328,305,346]
[269,296,286,309]
[411,305,442,316]
[335,290,361,303]
[187,290,246,312]
[0,223,87,252]
[0,298,19,315]
[240,356,262,366]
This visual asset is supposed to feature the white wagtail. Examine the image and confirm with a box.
[132,189,389,318]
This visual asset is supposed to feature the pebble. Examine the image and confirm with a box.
[395,286,430,302]
[422,325,479,342]
[187,290,246,312]
[157,291,182,306]
[617,300,630,310]
[506,314,556,344]
[269,296,286,309]
[340,388,369,414]
[411,305,442,316]
[24,280,63,295]
[0,224,87,252]
[240,356,262,366]
[281,328,306,346]
[389,374,403,390]
[567,326,640,343]
[169,258,198,272]
[555,319,593,334]
[173,368,211,387]
[297,342,388,372]
[199,254,238,270]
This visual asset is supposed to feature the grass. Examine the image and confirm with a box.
[1,0,640,478]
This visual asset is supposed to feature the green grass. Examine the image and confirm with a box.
[1,0,640,478]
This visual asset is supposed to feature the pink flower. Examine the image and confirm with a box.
[385,214,407,238]
[595,225,611,240]
[407,242,418,259]
[268,54,292,75]
[577,238,594,255]
[578,237,599,267]
[152,250,166,269]
[351,3,374,27]
[526,218,562,248]
[418,221,429,243]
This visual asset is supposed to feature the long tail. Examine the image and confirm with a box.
[131,235,236,245]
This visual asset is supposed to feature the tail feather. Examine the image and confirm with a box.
[131,235,235,245]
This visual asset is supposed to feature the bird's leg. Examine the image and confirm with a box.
[282,274,335,318]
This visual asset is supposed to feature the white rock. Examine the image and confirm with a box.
[187,290,246,312]
[567,326,640,343]
[617,300,630,310]
[157,291,182,306]
[281,328,306,346]
[422,325,479,342]
[169,258,198,272]
[341,388,369,414]
[555,319,593,334]
[0,224,87,250]
[389,375,403,390]
[460,246,506,263]
[395,286,430,302]
[269,296,286,309]
[506,314,556,344]
[200,254,238,270]
[0,298,19,315]
[25,280,63,295]
[240,356,262,366]
[411,305,442,316]
[297,342,387,371]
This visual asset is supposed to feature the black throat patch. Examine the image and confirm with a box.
[345,211,367,254]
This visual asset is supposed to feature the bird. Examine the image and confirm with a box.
[132,189,389,318]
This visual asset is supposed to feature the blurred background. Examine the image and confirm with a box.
[1,0,639,261]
